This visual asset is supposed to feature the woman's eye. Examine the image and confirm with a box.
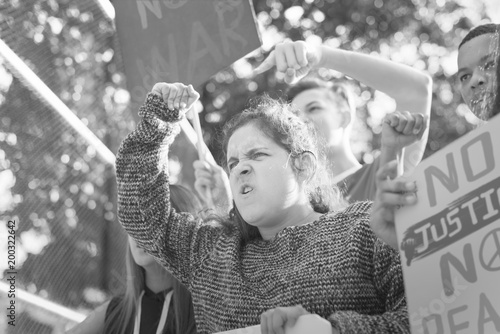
[460,74,470,83]
[252,152,266,159]
[228,162,237,171]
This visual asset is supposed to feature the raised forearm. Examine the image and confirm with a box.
[318,45,432,114]
[116,93,181,246]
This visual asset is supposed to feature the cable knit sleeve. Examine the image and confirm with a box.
[115,93,225,286]
[328,207,410,334]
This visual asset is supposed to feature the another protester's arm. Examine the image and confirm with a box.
[65,301,109,334]
[116,83,224,285]
[379,111,428,175]
[193,159,232,214]
[257,41,432,173]
[370,160,418,249]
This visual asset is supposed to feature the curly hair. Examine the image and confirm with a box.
[219,95,346,241]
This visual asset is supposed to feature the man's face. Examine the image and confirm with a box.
[291,88,349,145]
[457,33,498,121]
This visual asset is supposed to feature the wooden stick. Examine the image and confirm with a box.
[190,108,215,208]
[397,149,404,177]
[191,107,205,161]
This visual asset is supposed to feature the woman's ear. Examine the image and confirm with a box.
[293,151,317,181]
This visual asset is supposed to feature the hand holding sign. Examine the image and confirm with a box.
[193,160,232,213]
[254,41,322,84]
[151,82,200,114]
[370,160,418,249]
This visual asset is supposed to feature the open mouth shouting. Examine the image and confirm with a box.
[240,184,254,196]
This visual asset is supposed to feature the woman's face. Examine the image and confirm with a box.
[457,33,498,121]
[226,123,304,229]
[128,236,156,267]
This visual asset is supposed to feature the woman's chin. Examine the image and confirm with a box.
[240,214,257,226]
[239,209,262,227]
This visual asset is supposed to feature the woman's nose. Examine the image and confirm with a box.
[233,161,252,177]
[470,69,487,90]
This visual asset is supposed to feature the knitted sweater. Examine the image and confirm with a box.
[116,94,410,334]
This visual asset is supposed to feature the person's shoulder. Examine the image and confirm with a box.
[195,214,237,234]
[320,201,371,219]
[339,201,372,218]
[326,201,374,235]
[317,202,372,235]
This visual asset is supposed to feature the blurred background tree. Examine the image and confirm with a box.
[0,0,498,332]
[200,0,496,164]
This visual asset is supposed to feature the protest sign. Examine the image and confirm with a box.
[395,114,500,334]
[213,314,332,334]
[113,0,261,120]
[112,0,261,190]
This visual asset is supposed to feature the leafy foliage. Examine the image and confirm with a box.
[199,0,490,163]
[0,0,131,318]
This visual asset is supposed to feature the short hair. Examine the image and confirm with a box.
[459,23,500,49]
[286,78,356,118]
[459,23,500,119]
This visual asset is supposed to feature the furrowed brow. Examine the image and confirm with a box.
[305,101,319,108]
[244,147,268,157]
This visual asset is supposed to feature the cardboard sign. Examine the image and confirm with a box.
[213,314,332,334]
[395,114,500,334]
[113,0,261,119]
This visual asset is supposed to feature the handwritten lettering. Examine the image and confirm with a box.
[114,0,260,125]
[438,227,500,300]
[401,178,500,265]
[164,0,189,9]
[440,243,477,296]
[421,293,500,334]
[425,154,459,208]
[425,132,495,208]
[137,0,163,30]
[187,21,224,83]
[461,133,495,182]
[214,0,247,56]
